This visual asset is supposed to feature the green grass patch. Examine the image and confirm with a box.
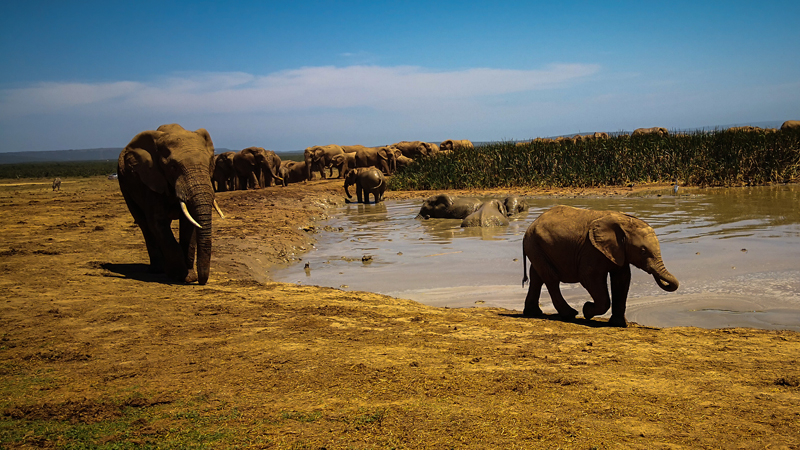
[0,160,118,179]
[389,128,800,190]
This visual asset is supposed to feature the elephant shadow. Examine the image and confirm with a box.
[498,311,624,328]
[100,263,183,284]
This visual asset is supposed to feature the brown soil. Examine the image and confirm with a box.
[1,176,799,449]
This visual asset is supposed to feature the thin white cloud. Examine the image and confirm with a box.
[0,64,601,117]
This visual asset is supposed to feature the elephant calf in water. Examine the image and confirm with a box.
[460,196,529,227]
[344,167,386,203]
[522,205,679,327]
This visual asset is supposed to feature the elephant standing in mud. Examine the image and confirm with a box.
[440,139,474,151]
[632,127,669,137]
[118,124,224,285]
[233,147,282,189]
[416,194,482,220]
[461,199,509,227]
[344,167,386,204]
[212,151,236,192]
[521,205,679,327]
[304,144,345,180]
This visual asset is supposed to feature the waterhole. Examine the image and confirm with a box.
[274,185,800,331]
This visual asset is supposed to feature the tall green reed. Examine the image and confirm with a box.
[389,129,800,190]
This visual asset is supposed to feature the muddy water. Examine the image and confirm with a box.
[274,185,800,331]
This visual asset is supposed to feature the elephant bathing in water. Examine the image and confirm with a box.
[118,124,225,285]
[461,199,509,227]
[416,194,483,220]
[522,205,679,327]
[344,167,386,204]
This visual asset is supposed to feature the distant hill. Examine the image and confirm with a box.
[0,148,123,164]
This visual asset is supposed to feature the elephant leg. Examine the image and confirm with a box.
[545,280,578,320]
[581,273,612,320]
[237,175,248,190]
[153,218,188,281]
[357,184,364,203]
[249,172,260,189]
[179,219,198,283]
[609,264,631,327]
[523,267,544,317]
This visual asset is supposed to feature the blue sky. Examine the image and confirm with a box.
[1,1,799,152]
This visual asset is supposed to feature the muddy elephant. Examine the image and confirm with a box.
[521,205,679,327]
[503,196,529,216]
[440,139,474,151]
[212,151,236,192]
[304,144,345,180]
[355,146,396,175]
[632,127,669,137]
[395,153,415,170]
[416,194,483,220]
[461,199,509,228]
[781,120,800,131]
[118,124,224,285]
[330,152,357,179]
[344,167,386,204]
[391,141,439,159]
[278,160,307,186]
[233,147,282,189]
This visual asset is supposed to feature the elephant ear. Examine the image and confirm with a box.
[589,214,626,266]
[194,128,215,173]
[121,131,169,194]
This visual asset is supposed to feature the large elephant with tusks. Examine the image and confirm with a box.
[118,124,225,285]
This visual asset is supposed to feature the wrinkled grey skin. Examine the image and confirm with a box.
[503,196,528,216]
[416,194,482,219]
[118,124,216,285]
[344,167,386,203]
[330,152,357,179]
[461,199,509,227]
[522,205,679,327]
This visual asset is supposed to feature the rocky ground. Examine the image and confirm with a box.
[1,176,798,449]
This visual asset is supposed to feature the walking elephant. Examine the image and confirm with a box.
[304,144,345,180]
[632,127,669,137]
[440,139,474,151]
[521,205,679,327]
[461,199,509,227]
[233,147,282,189]
[212,151,236,192]
[355,146,396,175]
[416,194,483,220]
[117,123,224,285]
[277,160,308,186]
[344,167,386,204]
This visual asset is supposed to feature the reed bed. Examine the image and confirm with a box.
[389,129,800,190]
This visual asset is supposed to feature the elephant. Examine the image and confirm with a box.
[416,194,483,220]
[212,151,236,192]
[461,199,509,228]
[780,120,800,131]
[278,160,308,186]
[632,127,669,137]
[592,132,609,139]
[395,153,415,170]
[117,124,224,285]
[355,146,396,175]
[391,141,439,159]
[233,147,282,189]
[521,205,679,327]
[344,167,386,204]
[503,196,528,216]
[52,177,61,191]
[304,144,345,180]
[330,152,357,179]
[440,139,474,151]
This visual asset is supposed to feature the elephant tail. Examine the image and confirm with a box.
[522,246,528,287]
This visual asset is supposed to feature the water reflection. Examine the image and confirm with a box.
[274,185,800,331]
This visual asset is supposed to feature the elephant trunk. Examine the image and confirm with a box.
[650,259,679,292]
[344,179,353,199]
[178,171,214,285]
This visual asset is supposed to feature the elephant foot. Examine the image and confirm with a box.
[558,308,579,321]
[609,315,628,328]
[184,270,198,283]
[583,302,596,320]
[522,307,543,318]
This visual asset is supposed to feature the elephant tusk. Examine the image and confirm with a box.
[180,202,203,229]
[213,199,225,219]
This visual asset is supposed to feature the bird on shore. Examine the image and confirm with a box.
[672,179,679,196]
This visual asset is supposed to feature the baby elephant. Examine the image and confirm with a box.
[344,167,386,203]
[461,199,509,227]
[522,205,679,327]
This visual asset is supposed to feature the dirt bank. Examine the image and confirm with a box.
[1,177,798,449]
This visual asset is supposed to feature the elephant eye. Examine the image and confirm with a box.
[640,246,647,254]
